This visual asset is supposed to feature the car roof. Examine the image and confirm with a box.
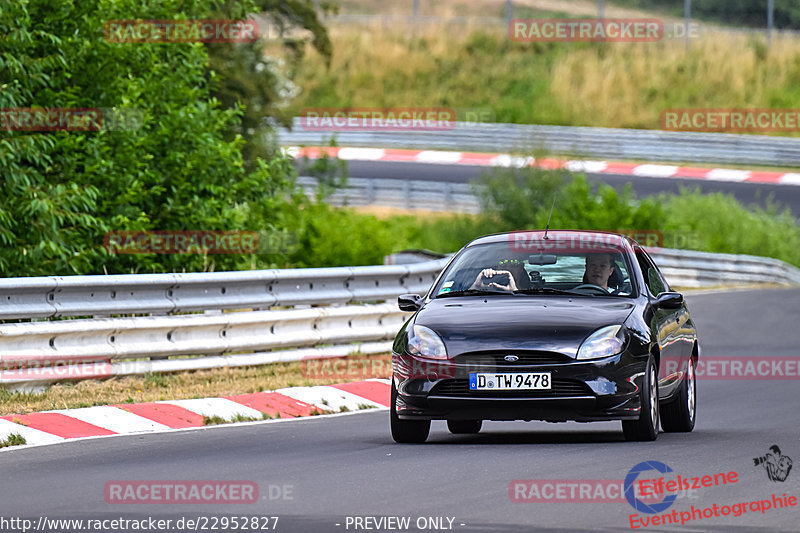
[466,229,637,249]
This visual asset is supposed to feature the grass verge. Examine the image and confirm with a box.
[203,412,280,425]
[0,434,27,448]
[0,355,392,416]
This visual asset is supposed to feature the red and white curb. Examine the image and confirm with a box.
[286,146,800,186]
[0,379,391,448]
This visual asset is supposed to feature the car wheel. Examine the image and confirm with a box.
[660,358,696,432]
[622,357,659,441]
[447,419,482,434]
[390,380,430,443]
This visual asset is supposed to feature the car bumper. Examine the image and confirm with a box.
[392,351,648,422]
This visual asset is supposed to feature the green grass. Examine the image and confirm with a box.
[202,412,275,426]
[285,22,800,135]
[0,434,27,448]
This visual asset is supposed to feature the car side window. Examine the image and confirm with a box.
[635,247,670,296]
[647,267,666,296]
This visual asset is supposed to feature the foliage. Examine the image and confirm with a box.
[208,0,335,163]
[477,168,665,233]
[0,0,299,276]
[285,201,411,268]
[289,24,800,131]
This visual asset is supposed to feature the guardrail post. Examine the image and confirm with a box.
[684,0,692,50]
[767,0,774,46]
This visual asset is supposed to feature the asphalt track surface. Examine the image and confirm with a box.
[340,160,800,219]
[2,288,798,532]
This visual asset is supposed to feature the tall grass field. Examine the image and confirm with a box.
[285,23,800,132]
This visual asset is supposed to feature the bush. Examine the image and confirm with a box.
[385,166,800,269]
[662,189,800,266]
[476,167,665,235]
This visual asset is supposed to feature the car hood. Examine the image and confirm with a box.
[415,296,636,358]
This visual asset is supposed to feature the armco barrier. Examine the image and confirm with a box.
[651,248,800,288]
[296,176,482,214]
[0,260,448,320]
[280,119,800,167]
[1,250,798,389]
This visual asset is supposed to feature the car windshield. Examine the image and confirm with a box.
[434,239,635,298]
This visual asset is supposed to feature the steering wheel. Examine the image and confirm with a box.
[572,283,610,295]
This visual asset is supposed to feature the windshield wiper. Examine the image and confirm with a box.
[437,288,511,298]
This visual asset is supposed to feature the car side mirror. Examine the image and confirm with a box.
[398,293,423,312]
[655,292,683,309]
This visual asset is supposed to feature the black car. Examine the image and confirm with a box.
[390,230,699,443]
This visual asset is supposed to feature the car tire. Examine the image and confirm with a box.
[660,358,696,432]
[390,380,430,443]
[622,357,659,441]
[447,419,482,434]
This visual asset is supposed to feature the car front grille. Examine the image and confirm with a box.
[429,378,592,398]
[453,351,571,366]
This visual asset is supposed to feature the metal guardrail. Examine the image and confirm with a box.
[0,304,406,387]
[297,176,482,214]
[2,247,799,389]
[0,261,448,320]
[651,248,800,288]
[280,119,800,166]
[0,261,447,389]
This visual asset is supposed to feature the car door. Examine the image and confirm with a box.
[634,247,684,398]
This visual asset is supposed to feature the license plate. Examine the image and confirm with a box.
[469,372,551,390]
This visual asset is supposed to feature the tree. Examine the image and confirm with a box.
[0,0,299,276]
[208,0,336,164]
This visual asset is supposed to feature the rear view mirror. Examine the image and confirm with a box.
[528,253,557,265]
[398,294,423,312]
[655,292,683,309]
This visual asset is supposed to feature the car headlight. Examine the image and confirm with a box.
[576,325,625,360]
[407,325,448,360]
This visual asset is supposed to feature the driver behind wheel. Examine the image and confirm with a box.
[583,253,616,291]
